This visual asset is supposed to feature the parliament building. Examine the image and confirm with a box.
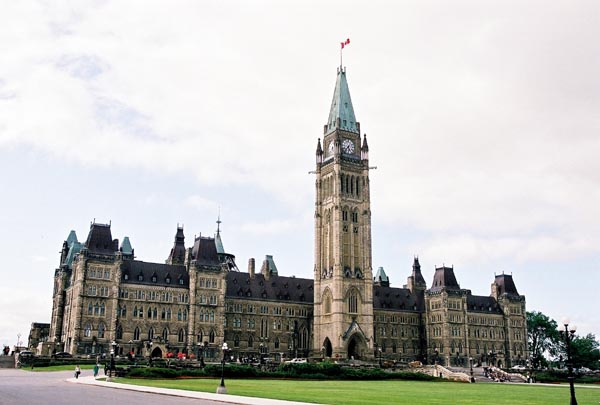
[45,67,528,368]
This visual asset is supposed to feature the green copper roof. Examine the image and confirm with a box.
[64,240,83,269]
[265,255,278,276]
[374,266,388,283]
[121,236,133,255]
[325,67,358,135]
[215,231,225,254]
[66,230,78,246]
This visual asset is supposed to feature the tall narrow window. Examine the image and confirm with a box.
[98,323,105,338]
[133,327,140,341]
[348,290,358,314]
[178,329,185,343]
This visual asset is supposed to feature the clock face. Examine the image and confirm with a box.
[328,141,335,156]
[342,139,354,154]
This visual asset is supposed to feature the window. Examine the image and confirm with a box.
[124,274,129,281]
[179,278,184,285]
[148,327,154,340]
[88,303,93,315]
[274,337,280,349]
[165,277,171,284]
[151,275,157,283]
[116,325,123,340]
[178,329,185,343]
[138,274,143,281]
[209,330,215,343]
[248,335,253,348]
[348,290,358,314]
[234,335,240,347]
[98,323,105,338]
[84,323,92,337]
[133,327,140,341]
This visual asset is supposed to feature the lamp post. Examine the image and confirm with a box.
[216,342,229,394]
[469,357,475,383]
[108,341,116,380]
[561,318,578,405]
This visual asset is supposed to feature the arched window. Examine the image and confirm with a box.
[178,329,185,343]
[348,290,358,314]
[116,325,123,340]
[234,335,240,347]
[148,327,154,341]
[98,323,105,338]
[88,303,93,315]
[209,330,215,343]
[248,335,253,348]
[197,330,203,343]
[84,323,92,337]
[183,309,188,321]
[133,327,140,341]
[148,307,152,319]
[162,328,169,341]
[274,337,280,349]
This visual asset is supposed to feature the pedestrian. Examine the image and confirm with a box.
[75,364,81,379]
[93,363,99,377]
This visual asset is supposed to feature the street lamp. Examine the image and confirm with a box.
[108,341,116,380]
[469,357,475,383]
[216,342,229,394]
[561,318,578,405]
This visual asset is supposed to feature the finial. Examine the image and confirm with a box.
[216,208,222,235]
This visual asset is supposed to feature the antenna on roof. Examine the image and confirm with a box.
[216,207,222,236]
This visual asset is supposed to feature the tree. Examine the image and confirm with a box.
[527,311,561,368]
[569,333,600,370]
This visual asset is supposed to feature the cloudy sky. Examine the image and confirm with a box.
[1,0,599,348]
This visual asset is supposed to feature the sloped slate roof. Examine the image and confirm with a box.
[494,274,519,296]
[226,273,313,303]
[429,266,460,292]
[85,223,117,254]
[373,286,424,312]
[191,236,220,266]
[121,260,189,288]
[467,295,503,314]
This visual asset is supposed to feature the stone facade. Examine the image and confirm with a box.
[45,67,528,367]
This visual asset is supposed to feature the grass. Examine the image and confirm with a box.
[119,378,600,405]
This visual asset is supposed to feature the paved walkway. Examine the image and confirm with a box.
[68,375,319,405]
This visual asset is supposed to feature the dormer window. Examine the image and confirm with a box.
[151,275,157,283]
[138,274,143,281]
[179,278,184,285]
[165,277,171,284]
[124,274,129,281]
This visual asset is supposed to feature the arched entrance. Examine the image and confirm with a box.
[322,338,333,358]
[151,347,163,358]
[347,334,365,360]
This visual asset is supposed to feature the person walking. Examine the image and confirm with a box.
[93,363,99,378]
[75,365,81,379]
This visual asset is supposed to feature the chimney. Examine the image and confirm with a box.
[248,258,255,278]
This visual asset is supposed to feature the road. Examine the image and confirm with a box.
[0,369,224,405]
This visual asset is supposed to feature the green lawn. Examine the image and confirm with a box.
[119,378,600,405]
[26,364,96,372]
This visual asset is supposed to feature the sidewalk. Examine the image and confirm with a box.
[67,375,319,405]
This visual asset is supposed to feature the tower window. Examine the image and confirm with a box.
[348,290,358,314]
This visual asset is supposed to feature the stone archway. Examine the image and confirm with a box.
[346,334,365,360]
[151,347,163,358]
[323,338,333,358]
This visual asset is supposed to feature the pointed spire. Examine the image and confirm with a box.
[412,256,426,285]
[166,225,186,265]
[325,67,359,135]
[361,133,369,160]
[316,138,323,164]
[66,230,78,246]
[215,215,225,254]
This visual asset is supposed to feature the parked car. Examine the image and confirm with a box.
[53,352,73,358]
[284,358,307,364]
[510,365,526,371]
[18,351,34,359]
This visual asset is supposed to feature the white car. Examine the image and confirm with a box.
[284,358,307,364]
[511,365,527,370]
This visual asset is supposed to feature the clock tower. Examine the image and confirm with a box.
[313,67,374,360]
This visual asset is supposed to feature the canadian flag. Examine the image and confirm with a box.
[340,38,350,49]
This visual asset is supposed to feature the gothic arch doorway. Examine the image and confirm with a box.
[322,338,332,358]
[347,334,365,360]
[151,347,163,358]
